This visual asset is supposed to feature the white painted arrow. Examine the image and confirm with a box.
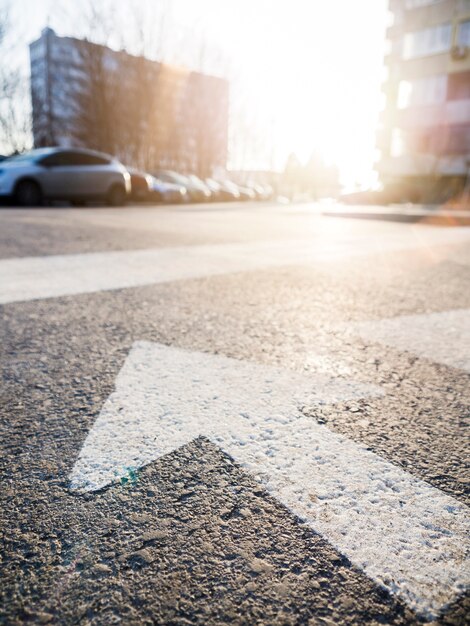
[70,342,469,619]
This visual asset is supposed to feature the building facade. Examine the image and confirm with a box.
[29,28,229,177]
[378,0,470,202]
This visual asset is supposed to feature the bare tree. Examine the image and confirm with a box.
[51,1,173,169]
[0,3,32,154]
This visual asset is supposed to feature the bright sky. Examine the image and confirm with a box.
[3,0,389,187]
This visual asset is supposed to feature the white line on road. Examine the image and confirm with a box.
[70,342,469,619]
[1,227,470,304]
[349,308,470,373]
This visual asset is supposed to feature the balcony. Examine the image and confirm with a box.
[397,99,470,128]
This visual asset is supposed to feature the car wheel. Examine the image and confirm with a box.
[15,180,42,207]
[107,185,126,207]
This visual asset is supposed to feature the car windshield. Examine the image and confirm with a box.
[219,179,238,189]
[156,171,188,185]
[188,175,206,188]
[4,148,56,163]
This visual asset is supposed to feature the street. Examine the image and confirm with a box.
[1,201,469,625]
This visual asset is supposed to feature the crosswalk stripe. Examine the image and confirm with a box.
[349,308,470,374]
[1,227,470,304]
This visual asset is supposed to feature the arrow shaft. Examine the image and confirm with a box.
[216,421,469,619]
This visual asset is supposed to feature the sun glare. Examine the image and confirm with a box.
[179,0,389,186]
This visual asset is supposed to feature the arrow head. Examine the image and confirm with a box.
[69,341,382,492]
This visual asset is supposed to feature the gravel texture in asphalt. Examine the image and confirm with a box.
[1,203,469,625]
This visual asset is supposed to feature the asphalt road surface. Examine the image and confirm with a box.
[1,202,469,626]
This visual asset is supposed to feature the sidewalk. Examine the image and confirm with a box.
[322,204,470,226]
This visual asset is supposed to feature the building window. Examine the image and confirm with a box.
[405,0,443,8]
[458,20,470,47]
[398,75,447,108]
[391,129,406,156]
[403,23,452,59]
[30,40,46,62]
[397,81,412,109]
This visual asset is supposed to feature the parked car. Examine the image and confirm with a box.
[261,184,274,200]
[186,175,213,201]
[248,182,273,201]
[148,175,188,203]
[205,178,240,201]
[127,168,152,202]
[0,147,131,206]
[233,182,256,201]
[213,178,241,201]
[154,170,211,203]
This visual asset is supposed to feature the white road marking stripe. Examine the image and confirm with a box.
[349,308,470,373]
[70,342,469,619]
[1,227,470,304]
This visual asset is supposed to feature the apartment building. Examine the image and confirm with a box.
[29,28,229,177]
[378,0,470,202]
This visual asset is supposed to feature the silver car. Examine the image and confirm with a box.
[0,147,131,206]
